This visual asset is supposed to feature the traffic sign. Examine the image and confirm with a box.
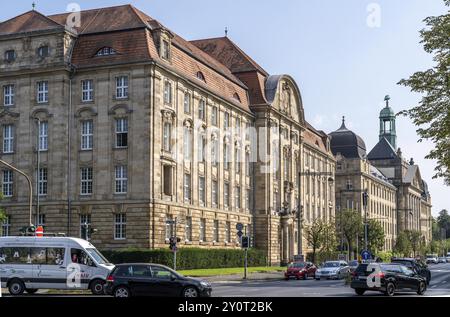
[236,223,244,231]
[361,250,371,260]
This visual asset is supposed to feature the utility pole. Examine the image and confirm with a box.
[297,171,302,257]
[36,118,41,227]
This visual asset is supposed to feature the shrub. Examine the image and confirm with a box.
[101,248,267,270]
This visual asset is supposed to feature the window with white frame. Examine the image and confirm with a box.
[213,220,219,242]
[224,142,230,170]
[211,106,218,126]
[225,221,231,243]
[235,186,241,209]
[81,80,94,102]
[212,180,218,207]
[38,168,48,196]
[36,214,46,228]
[37,81,48,103]
[81,120,93,150]
[164,81,172,104]
[245,152,251,176]
[163,122,171,152]
[198,131,206,163]
[183,126,192,161]
[96,47,116,56]
[184,92,190,114]
[38,121,48,151]
[235,147,241,174]
[162,40,170,60]
[116,76,128,99]
[199,218,206,242]
[114,214,126,240]
[224,183,230,208]
[198,99,205,121]
[115,118,128,148]
[199,176,205,206]
[212,136,219,166]
[185,216,192,242]
[115,166,128,194]
[3,85,14,106]
[80,167,93,195]
[1,215,10,236]
[2,170,13,197]
[80,214,92,240]
[184,173,191,203]
[224,112,229,129]
[3,125,13,154]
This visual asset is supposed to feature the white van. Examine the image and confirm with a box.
[0,236,114,295]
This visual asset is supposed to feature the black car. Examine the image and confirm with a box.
[391,257,431,285]
[104,263,212,298]
[351,263,427,296]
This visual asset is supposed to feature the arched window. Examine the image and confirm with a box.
[196,71,206,82]
[96,47,117,56]
[233,93,241,102]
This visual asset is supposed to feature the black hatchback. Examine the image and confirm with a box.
[351,263,427,297]
[104,263,212,298]
[391,257,431,285]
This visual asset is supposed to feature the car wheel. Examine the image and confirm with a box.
[417,281,426,295]
[90,279,105,295]
[384,282,395,297]
[183,286,199,298]
[355,289,365,296]
[114,286,131,298]
[8,279,25,296]
[25,289,38,294]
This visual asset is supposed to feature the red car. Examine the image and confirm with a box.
[285,262,317,280]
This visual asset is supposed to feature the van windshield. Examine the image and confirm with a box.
[86,248,110,265]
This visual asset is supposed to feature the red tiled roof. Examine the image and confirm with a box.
[0,10,63,36]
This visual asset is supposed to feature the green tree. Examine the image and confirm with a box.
[437,209,450,239]
[339,210,363,260]
[394,231,412,256]
[319,220,338,262]
[398,0,450,184]
[364,219,386,254]
[305,219,325,264]
[406,230,425,257]
[0,209,5,236]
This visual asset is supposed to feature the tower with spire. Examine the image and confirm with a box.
[379,95,397,150]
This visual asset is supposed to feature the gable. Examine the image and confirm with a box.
[0,10,63,36]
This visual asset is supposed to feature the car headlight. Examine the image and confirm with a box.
[200,281,210,288]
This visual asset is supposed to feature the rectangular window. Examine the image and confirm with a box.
[37,81,48,103]
[81,120,93,150]
[224,144,230,170]
[184,173,191,203]
[224,112,230,129]
[115,166,128,194]
[115,118,128,148]
[236,117,241,135]
[212,180,218,207]
[183,127,192,161]
[80,167,93,195]
[2,170,13,197]
[224,183,230,208]
[235,148,241,174]
[3,125,14,154]
[163,165,173,196]
[81,80,93,102]
[38,121,48,151]
[3,85,14,106]
[114,214,126,240]
[185,216,192,242]
[1,216,10,237]
[163,122,171,152]
[38,168,48,196]
[164,81,172,104]
[80,214,92,240]
[198,99,205,121]
[225,221,231,243]
[213,220,219,243]
[199,176,205,206]
[212,138,219,166]
[212,106,218,126]
[36,214,46,228]
[162,40,170,60]
[245,152,250,176]
[199,218,206,242]
[235,186,241,209]
[184,93,190,114]
[165,215,173,240]
[116,76,128,99]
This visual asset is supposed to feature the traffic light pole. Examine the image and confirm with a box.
[174,218,178,271]
[244,226,248,280]
[0,159,33,226]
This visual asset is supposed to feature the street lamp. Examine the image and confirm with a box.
[0,159,33,226]
[362,190,369,252]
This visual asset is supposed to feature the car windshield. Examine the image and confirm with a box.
[86,248,110,265]
[323,262,339,268]
[289,262,306,268]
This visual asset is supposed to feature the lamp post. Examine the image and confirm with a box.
[362,190,369,252]
[0,159,33,226]
[36,118,41,226]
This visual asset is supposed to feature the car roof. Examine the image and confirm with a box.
[114,263,168,267]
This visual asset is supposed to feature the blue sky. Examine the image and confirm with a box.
[1,0,448,216]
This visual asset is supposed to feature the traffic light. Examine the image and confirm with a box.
[241,236,250,249]
[169,237,177,251]
[19,225,36,236]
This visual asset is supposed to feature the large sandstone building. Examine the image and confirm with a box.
[0,5,335,265]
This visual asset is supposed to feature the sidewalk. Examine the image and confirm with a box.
[202,271,284,283]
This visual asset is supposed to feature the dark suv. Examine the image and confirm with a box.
[351,263,427,296]
[104,263,212,298]
[391,258,431,285]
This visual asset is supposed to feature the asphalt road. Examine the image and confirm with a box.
[211,263,450,297]
[1,263,449,298]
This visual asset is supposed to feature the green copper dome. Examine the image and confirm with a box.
[380,106,395,118]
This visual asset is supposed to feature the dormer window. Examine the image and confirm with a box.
[196,71,206,83]
[162,40,170,60]
[5,50,16,62]
[37,46,49,58]
[233,93,241,103]
[96,47,116,56]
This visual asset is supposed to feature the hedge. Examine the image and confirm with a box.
[101,248,267,270]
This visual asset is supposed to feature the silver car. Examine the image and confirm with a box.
[315,261,350,280]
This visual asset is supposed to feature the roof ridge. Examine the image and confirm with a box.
[47,4,133,17]
[1,10,64,28]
